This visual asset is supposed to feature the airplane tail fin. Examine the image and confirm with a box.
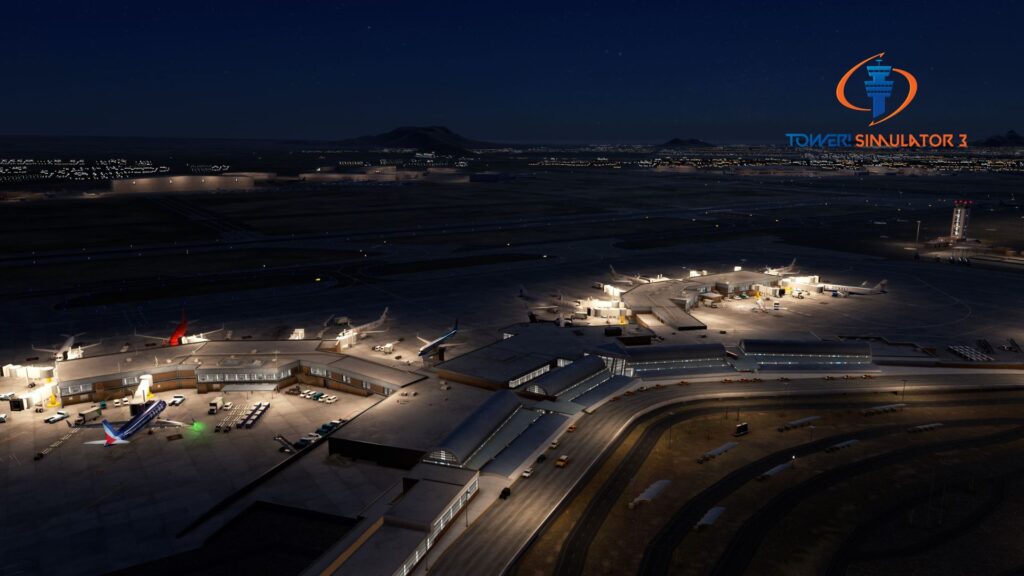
[875,279,888,292]
[380,307,389,322]
[100,420,128,445]
[453,319,459,331]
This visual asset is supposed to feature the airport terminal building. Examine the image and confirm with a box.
[53,340,424,406]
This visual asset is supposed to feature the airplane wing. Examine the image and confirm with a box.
[153,418,189,428]
[32,346,58,353]
[134,330,167,342]
[416,336,431,345]
[201,326,225,336]
[71,420,127,429]
[79,342,103,350]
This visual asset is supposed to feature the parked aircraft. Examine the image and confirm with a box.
[136,310,223,346]
[764,258,798,276]
[336,308,389,340]
[821,280,888,296]
[417,320,459,358]
[82,400,189,446]
[608,265,650,285]
[33,333,100,361]
[518,286,581,313]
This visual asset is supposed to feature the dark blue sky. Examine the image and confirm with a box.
[4,1,1021,143]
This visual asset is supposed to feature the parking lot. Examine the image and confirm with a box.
[0,385,379,576]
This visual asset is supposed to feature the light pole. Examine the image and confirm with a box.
[668,412,675,449]
[915,220,921,250]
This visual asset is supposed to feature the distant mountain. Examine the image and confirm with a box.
[972,130,1024,147]
[335,126,495,153]
[659,137,714,148]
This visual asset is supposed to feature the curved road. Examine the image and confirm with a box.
[705,422,1024,576]
[429,375,1024,576]
[564,408,1024,576]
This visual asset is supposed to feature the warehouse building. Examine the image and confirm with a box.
[738,339,873,370]
[522,355,609,398]
[591,342,730,378]
[111,175,256,193]
[424,390,540,469]
[311,463,479,576]
[434,322,655,389]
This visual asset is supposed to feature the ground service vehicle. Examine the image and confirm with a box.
[75,407,102,425]
[208,396,224,415]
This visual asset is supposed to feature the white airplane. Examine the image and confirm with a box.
[417,320,459,358]
[33,333,100,361]
[518,286,581,313]
[336,308,389,341]
[608,265,650,285]
[764,258,798,276]
[821,279,888,296]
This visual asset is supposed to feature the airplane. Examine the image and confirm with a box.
[81,399,189,446]
[608,265,651,285]
[336,308,389,341]
[136,310,223,346]
[764,258,798,276]
[33,333,100,361]
[417,319,459,358]
[518,286,581,313]
[821,279,888,296]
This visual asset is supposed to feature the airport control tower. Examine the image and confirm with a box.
[864,58,894,120]
[950,200,972,242]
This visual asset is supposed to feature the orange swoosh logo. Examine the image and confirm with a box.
[836,52,884,112]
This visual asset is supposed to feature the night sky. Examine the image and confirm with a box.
[4,1,1021,143]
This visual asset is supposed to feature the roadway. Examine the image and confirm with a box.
[705,421,1024,576]
[558,407,1024,576]
[428,373,1024,576]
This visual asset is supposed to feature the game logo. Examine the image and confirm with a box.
[786,52,967,148]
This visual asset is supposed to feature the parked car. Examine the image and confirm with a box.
[170,395,186,406]
[113,399,122,407]
[521,467,534,478]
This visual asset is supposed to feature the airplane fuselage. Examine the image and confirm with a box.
[418,328,457,357]
[105,400,167,445]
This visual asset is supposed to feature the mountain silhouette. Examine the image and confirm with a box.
[659,137,714,148]
[972,130,1023,147]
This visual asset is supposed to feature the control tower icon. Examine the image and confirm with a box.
[864,58,894,120]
